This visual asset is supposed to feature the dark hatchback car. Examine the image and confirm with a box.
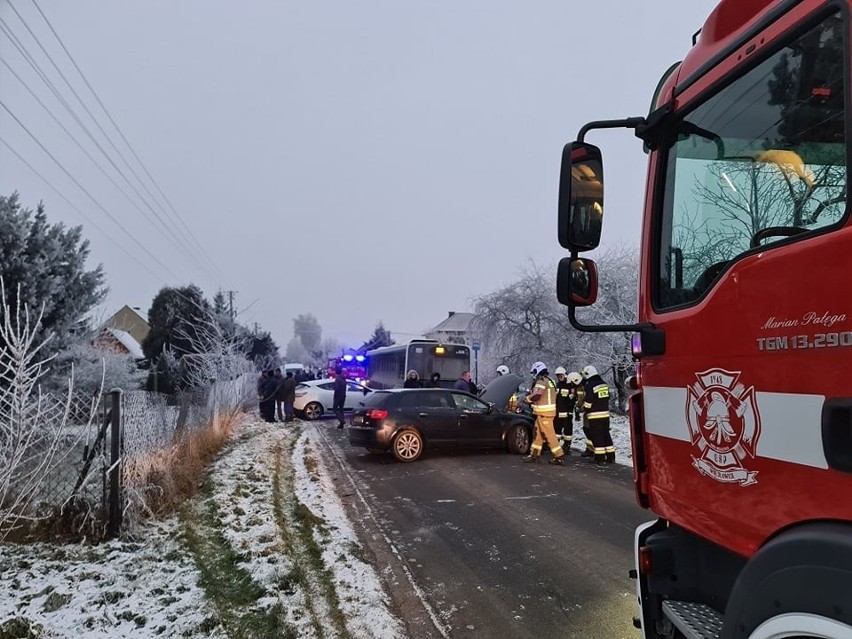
[347,373,534,462]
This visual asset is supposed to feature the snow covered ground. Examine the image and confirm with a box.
[0,415,633,638]
[0,419,405,639]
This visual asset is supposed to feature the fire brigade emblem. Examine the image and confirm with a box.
[685,368,760,486]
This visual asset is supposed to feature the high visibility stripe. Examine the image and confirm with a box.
[550,445,564,455]
[595,447,607,454]
[530,444,543,452]
[557,412,569,418]
[642,385,828,470]
[605,446,615,453]
[587,411,610,419]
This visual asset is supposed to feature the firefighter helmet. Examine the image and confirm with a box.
[496,365,509,376]
[530,361,547,376]
[581,365,598,378]
[554,366,567,375]
[568,371,582,385]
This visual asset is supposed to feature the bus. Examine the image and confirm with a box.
[327,352,367,382]
[366,339,470,389]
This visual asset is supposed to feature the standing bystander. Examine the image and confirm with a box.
[333,367,347,429]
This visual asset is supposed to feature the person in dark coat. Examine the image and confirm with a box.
[333,367,347,428]
[453,371,471,391]
[259,370,278,422]
[280,371,297,422]
[428,372,441,388]
[403,370,422,388]
[273,368,285,422]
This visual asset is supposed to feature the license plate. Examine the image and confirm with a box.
[353,415,364,425]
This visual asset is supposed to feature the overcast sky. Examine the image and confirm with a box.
[0,1,719,350]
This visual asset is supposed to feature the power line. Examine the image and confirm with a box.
[0,55,210,265]
[0,136,173,283]
[1,4,220,279]
[24,0,223,278]
[0,98,181,281]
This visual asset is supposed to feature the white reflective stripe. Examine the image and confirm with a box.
[642,386,828,470]
[587,411,610,419]
[557,412,569,418]
[535,403,556,410]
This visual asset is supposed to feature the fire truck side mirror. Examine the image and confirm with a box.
[558,141,604,252]
[557,257,598,307]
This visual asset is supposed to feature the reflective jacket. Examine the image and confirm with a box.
[582,374,610,420]
[555,380,578,418]
[529,375,557,417]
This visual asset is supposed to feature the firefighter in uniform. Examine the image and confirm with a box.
[580,365,615,464]
[523,361,566,465]
[554,367,578,455]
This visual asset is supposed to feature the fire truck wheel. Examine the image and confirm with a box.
[722,522,852,639]
[506,424,531,454]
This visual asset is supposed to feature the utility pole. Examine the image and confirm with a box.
[228,290,235,320]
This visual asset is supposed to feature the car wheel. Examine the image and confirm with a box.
[391,429,423,462]
[365,448,385,455]
[506,423,531,455]
[303,402,323,420]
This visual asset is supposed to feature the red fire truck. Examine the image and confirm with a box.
[557,1,852,638]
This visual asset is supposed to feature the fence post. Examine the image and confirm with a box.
[107,388,123,538]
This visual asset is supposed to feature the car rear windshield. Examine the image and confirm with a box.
[362,391,394,408]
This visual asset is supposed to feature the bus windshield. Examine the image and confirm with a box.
[367,341,471,389]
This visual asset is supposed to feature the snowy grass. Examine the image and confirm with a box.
[0,418,404,639]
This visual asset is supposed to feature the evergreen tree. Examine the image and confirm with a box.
[293,314,322,353]
[142,285,211,360]
[361,322,394,352]
[0,193,105,355]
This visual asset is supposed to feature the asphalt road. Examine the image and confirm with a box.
[314,421,650,639]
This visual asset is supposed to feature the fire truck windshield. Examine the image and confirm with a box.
[655,11,846,309]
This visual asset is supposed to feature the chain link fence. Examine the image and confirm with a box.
[1,373,255,540]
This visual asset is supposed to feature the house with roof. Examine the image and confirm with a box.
[93,327,145,359]
[93,305,150,360]
[101,305,150,345]
[424,311,476,346]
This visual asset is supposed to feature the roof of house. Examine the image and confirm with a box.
[104,328,144,358]
[427,311,475,334]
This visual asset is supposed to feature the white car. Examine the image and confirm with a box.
[294,379,374,420]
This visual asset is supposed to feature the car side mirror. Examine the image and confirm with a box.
[486,402,494,414]
[363,388,368,396]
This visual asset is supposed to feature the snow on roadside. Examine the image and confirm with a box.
[293,427,405,639]
[0,418,405,639]
[0,519,224,638]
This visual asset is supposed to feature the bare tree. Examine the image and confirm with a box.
[0,280,99,538]
[471,248,638,411]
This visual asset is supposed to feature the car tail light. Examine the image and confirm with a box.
[366,409,388,420]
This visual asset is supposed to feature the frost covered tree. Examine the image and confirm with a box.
[0,194,105,358]
[0,280,97,537]
[47,340,146,395]
[471,248,639,411]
